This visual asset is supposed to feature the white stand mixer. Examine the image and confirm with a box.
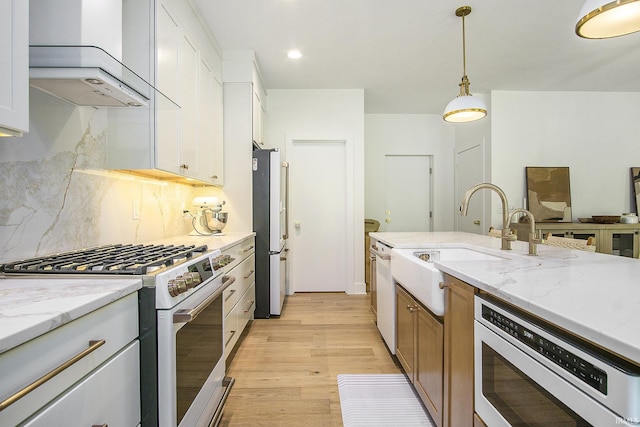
[188,197,228,236]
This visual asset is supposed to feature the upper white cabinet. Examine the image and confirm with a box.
[0,0,28,137]
[109,0,224,186]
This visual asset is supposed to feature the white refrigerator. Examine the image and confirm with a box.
[252,149,289,318]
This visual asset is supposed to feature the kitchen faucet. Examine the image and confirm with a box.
[459,183,514,250]
[507,208,542,256]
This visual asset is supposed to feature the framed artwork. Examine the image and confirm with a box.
[526,167,572,222]
[633,167,640,216]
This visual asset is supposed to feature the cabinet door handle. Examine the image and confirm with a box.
[243,245,255,252]
[244,269,255,279]
[407,304,418,313]
[439,282,447,289]
[0,340,106,411]
[180,164,189,170]
[92,425,108,427]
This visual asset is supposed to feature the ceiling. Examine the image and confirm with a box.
[193,0,640,114]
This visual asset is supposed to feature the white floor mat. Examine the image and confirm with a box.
[337,374,436,426]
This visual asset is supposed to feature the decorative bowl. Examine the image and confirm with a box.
[592,215,621,224]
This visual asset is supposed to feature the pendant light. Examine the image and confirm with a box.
[443,6,487,123]
[576,0,640,39]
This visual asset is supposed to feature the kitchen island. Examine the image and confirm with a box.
[371,231,640,427]
[370,231,640,365]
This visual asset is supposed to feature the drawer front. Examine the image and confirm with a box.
[221,237,256,274]
[23,341,140,426]
[237,253,255,297]
[237,283,256,333]
[0,293,138,426]
[223,275,240,317]
[224,309,238,357]
[223,254,255,317]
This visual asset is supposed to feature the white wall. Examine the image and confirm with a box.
[491,91,640,223]
[265,89,365,294]
[365,114,456,231]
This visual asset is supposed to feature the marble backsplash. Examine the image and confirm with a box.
[0,90,210,263]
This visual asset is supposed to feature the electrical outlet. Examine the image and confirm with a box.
[132,200,141,220]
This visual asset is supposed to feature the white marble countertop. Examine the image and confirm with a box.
[370,231,640,365]
[0,277,141,354]
[147,231,255,252]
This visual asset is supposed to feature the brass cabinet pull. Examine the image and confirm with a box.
[407,304,418,313]
[92,425,108,427]
[244,300,256,313]
[243,269,255,279]
[225,330,237,347]
[439,282,447,289]
[0,340,106,411]
[180,164,189,170]
[243,245,255,252]
[224,289,237,302]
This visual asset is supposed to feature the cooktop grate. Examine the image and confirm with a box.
[0,244,208,275]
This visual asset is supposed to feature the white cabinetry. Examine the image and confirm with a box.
[0,0,28,137]
[0,293,140,426]
[110,0,223,186]
[222,237,256,360]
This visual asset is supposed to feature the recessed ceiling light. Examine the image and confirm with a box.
[287,49,302,59]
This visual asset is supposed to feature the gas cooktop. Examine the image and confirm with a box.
[0,243,209,275]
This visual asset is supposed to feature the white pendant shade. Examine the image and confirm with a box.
[576,0,640,38]
[443,95,487,123]
[442,6,487,123]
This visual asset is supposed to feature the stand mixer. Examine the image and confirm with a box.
[189,197,228,236]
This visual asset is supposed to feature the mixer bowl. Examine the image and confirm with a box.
[204,211,228,232]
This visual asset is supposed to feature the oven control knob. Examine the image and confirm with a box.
[168,279,180,297]
[188,271,202,285]
[182,274,194,289]
[176,278,188,294]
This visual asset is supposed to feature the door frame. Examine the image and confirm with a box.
[286,133,360,294]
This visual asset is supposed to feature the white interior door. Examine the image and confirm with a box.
[290,140,347,292]
[384,155,432,231]
[456,144,484,233]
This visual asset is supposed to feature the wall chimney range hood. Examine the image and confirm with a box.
[28,0,178,110]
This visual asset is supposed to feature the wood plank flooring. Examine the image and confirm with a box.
[219,292,402,426]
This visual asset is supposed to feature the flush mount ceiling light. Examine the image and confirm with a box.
[443,6,487,123]
[576,0,640,38]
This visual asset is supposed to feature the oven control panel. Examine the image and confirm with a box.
[480,304,608,394]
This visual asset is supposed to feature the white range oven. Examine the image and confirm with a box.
[1,243,237,427]
[474,294,640,427]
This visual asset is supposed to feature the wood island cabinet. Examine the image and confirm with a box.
[443,273,477,427]
[396,284,444,427]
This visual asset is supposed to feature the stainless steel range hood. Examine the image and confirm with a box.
[29,46,151,108]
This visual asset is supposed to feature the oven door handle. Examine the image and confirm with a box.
[173,275,236,324]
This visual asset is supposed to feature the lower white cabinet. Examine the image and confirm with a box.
[0,293,140,426]
[23,341,140,426]
[222,237,256,359]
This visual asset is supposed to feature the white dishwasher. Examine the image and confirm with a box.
[370,242,395,354]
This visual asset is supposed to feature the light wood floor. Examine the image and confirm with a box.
[219,292,402,426]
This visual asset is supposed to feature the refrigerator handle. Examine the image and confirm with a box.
[282,161,290,240]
